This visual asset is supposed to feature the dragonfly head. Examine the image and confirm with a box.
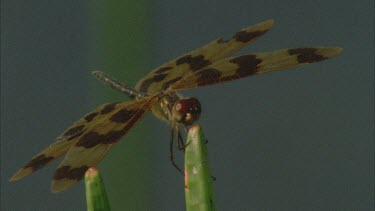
[172,97,201,126]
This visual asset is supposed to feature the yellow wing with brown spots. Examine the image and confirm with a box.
[50,96,157,192]
[169,47,342,91]
[135,19,274,94]
[10,102,123,181]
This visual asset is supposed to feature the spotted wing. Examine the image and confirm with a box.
[51,97,157,192]
[10,102,125,182]
[168,47,342,91]
[135,19,274,94]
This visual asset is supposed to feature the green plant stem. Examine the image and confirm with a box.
[184,125,216,211]
[85,167,111,211]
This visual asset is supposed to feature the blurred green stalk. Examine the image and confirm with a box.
[184,125,216,211]
[89,1,152,210]
[85,167,111,211]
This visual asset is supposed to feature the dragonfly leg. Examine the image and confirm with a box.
[177,126,185,151]
[177,125,190,151]
[170,125,184,174]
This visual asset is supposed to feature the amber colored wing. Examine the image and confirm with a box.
[50,96,157,192]
[135,19,274,94]
[9,102,125,182]
[168,47,342,91]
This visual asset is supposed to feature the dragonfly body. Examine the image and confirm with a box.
[92,70,200,126]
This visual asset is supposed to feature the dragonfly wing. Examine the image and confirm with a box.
[51,97,157,192]
[10,140,74,181]
[169,47,342,91]
[135,19,274,94]
[10,102,122,181]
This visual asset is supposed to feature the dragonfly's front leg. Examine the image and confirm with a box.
[170,124,183,174]
[177,125,190,151]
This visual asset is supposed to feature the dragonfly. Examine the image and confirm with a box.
[10,19,342,192]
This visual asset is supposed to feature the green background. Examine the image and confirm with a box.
[2,0,374,210]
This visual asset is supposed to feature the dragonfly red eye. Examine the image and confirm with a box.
[172,97,201,125]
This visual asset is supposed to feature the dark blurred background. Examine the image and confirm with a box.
[2,0,373,210]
